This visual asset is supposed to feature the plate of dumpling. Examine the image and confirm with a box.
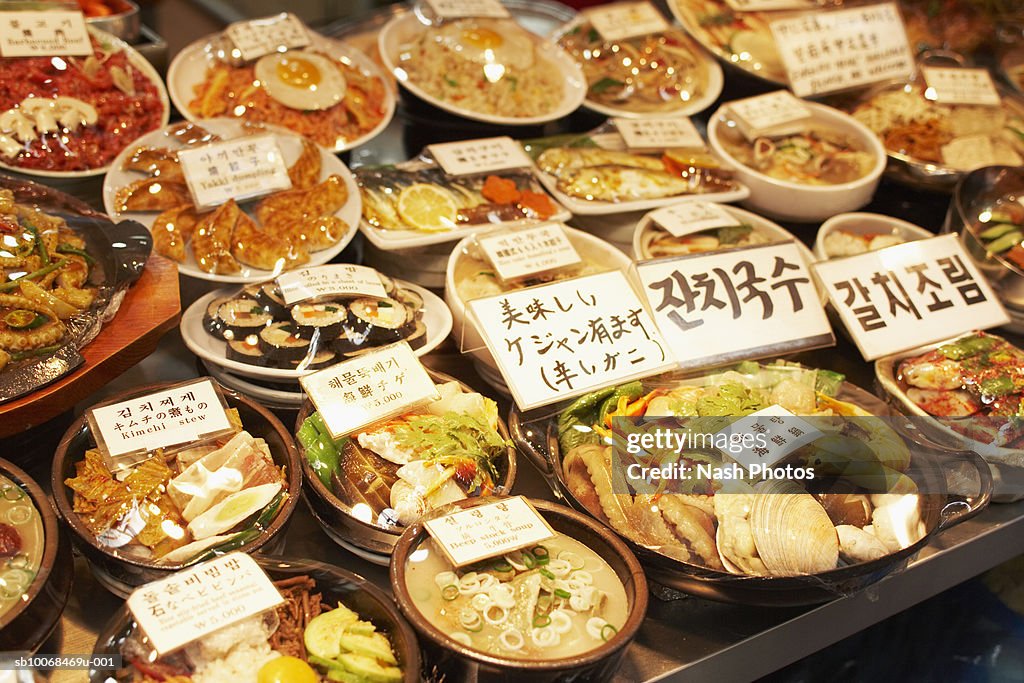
[102,118,361,283]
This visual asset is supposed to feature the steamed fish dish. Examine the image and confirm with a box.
[397,18,566,119]
[557,362,920,576]
[298,382,510,530]
[641,222,771,259]
[898,333,1024,459]
[65,410,289,567]
[530,143,738,203]
[0,474,44,620]
[405,532,627,659]
[558,20,710,114]
[851,87,1024,171]
[717,127,875,185]
[119,574,403,682]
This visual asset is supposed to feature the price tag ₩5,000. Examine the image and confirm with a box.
[424,496,556,568]
[812,234,1009,360]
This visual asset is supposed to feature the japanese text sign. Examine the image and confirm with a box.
[648,202,742,237]
[424,496,556,567]
[179,134,292,210]
[613,116,705,151]
[638,241,833,369]
[725,90,813,141]
[300,341,439,439]
[468,270,675,410]
[477,223,581,282]
[277,264,387,305]
[0,11,91,57]
[88,379,234,467]
[715,405,824,473]
[423,0,510,20]
[224,13,310,61]
[922,67,1001,107]
[812,234,1009,360]
[127,553,284,656]
[428,136,531,176]
[769,3,914,97]
[584,2,670,42]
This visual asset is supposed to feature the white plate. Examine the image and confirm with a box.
[203,360,306,409]
[360,206,572,251]
[102,118,361,284]
[814,212,935,261]
[166,32,395,154]
[182,280,453,381]
[551,16,723,120]
[378,13,586,126]
[0,26,170,179]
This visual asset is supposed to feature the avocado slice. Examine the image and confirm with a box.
[339,633,398,665]
[338,653,403,683]
[305,607,359,659]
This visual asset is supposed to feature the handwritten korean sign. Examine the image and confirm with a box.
[224,13,310,61]
[477,224,581,282]
[88,379,234,469]
[715,405,824,474]
[179,134,292,210]
[584,2,670,42]
[769,3,914,97]
[613,117,705,151]
[468,270,675,410]
[423,0,510,19]
[637,241,834,369]
[127,553,284,656]
[424,496,556,567]
[725,90,813,141]
[428,136,531,176]
[648,202,742,237]
[277,264,386,305]
[812,234,1009,360]
[300,341,439,439]
[0,11,91,57]
[922,67,1001,107]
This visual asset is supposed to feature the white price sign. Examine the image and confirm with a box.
[87,379,234,465]
[922,67,1001,107]
[428,136,532,176]
[423,0,510,19]
[477,223,581,282]
[637,241,834,369]
[648,202,742,237]
[584,2,670,42]
[770,3,914,97]
[224,13,311,61]
[127,553,284,656]
[725,90,812,141]
[0,11,91,57]
[277,264,387,305]
[813,234,1009,360]
[424,496,556,567]
[468,270,675,411]
[300,342,440,439]
[724,0,816,11]
[716,405,824,474]
[613,117,705,151]
[179,134,292,210]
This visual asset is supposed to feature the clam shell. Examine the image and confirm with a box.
[749,480,839,576]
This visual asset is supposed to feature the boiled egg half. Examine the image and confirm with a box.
[436,19,535,72]
[255,51,345,111]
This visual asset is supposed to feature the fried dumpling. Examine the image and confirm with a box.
[123,146,182,181]
[230,210,309,271]
[115,178,191,213]
[288,138,322,190]
[255,174,348,233]
[283,214,349,252]
[151,205,204,263]
[191,200,241,274]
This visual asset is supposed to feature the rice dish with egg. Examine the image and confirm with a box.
[398,18,565,118]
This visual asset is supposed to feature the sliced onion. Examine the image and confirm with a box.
[571,570,594,586]
[459,608,482,631]
[477,574,497,592]
[504,552,528,572]
[531,627,561,648]
[499,628,524,651]
[570,591,592,612]
[434,571,458,589]
[586,617,610,640]
[451,632,473,647]
[483,604,509,626]
[487,583,516,609]
[470,593,492,612]
[550,609,573,634]
[458,572,482,595]
[547,559,572,578]
[558,550,585,570]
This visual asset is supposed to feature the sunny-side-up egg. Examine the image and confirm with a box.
[254,50,345,111]
[435,18,535,73]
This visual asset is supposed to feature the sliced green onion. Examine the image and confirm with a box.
[554,588,571,600]
[532,545,549,559]
[533,614,552,628]
[601,624,619,641]
[523,552,537,569]
[442,584,459,601]
[540,568,555,580]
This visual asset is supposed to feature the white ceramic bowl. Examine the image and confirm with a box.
[707,101,886,222]
[378,13,586,126]
[814,212,934,261]
[445,226,632,388]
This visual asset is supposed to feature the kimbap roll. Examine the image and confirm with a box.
[289,302,347,339]
[216,299,273,339]
[348,298,411,344]
[226,337,265,365]
[257,283,288,317]
[258,321,311,362]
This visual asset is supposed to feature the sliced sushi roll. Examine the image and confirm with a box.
[404,320,428,350]
[395,287,425,320]
[257,321,311,362]
[348,297,411,344]
[291,349,336,371]
[331,326,368,354]
[256,283,288,317]
[202,296,232,336]
[289,302,347,340]
[377,273,398,297]
[225,336,265,365]
[216,298,273,340]
[241,283,263,299]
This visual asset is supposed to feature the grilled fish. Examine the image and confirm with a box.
[536,147,664,176]
[556,165,701,202]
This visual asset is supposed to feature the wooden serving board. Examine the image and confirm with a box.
[0,254,181,437]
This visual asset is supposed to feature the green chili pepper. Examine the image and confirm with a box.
[254,490,287,530]
[938,335,998,360]
[56,244,95,266]
[980,375,1015,398]
[979,223,1020,241]
[298,416,341,488]
[25,223,48,266]
[184,528,261,565]
[0,258,68,293]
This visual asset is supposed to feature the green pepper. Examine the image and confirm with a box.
[56,244,95,265]
[597,381,645,425]
[4,309,47,330]
[939,335,998,360]
[979,222,1020,241]
[0,258,68,293]
[24,223,48,266]
[980,375,1015,398]
[298,416,341,488]
[985,230,1023,254]
[589,77,624,95]
[253,490,287,530]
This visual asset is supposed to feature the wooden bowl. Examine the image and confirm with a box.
[390,498,648,682]
[51,380,302,598]
[0,458,73,653]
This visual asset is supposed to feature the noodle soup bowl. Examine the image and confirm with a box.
[391,497,648,682]
[52,381,303,598]
[708,101,886,223]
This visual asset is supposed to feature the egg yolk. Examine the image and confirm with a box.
[460,27,504,50]
[275,56,322,90]
[257,656,318,683]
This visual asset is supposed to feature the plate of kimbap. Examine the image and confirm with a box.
[180,268,452,380]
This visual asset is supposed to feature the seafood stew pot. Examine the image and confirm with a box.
[295,369,518,557]
[509,374,993,606]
